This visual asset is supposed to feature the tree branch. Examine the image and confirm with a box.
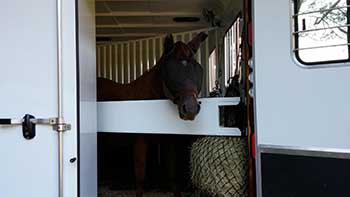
[314,0,341,25]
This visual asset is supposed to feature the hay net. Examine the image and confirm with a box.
[190,136,248,197]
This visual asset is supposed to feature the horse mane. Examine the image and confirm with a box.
[97,41,193,102]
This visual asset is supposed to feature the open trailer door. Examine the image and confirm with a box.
[253,0,350,196]
[0,0,96,196]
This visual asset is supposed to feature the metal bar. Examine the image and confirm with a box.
[97,33,159,38]
[152,38,156,66]
[95,27,216,45]
[96,23,207,28]
[96,11,202,17]
[293,24,350,34]
[294,42,350,51]
[205,31,209,94]
[118,44,122,83]
[126,43,130,83]
[56,0,64,196]
[181,34,185,42]
[146,40,149,70]
[140,40,143,74]
[133,41,136,80]
[159,38,163,57]
[293,5,350,17]
[97,47,101,78]
[224,35,228,85]
[58,132,63,197]
[215,29,219,81]
[57,0,63,120]
[121,44,124,83]
[114,44,118,82]
[103,46,107,78]
[197,48,201,64]
[109,45,112,80]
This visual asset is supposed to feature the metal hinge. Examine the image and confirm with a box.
[0,114,71,140]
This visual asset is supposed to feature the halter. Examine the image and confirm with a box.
[162,82,199,104]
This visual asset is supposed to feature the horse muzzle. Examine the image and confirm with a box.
[178,99,201,121]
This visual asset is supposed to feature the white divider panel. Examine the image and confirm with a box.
[97,97,241,136]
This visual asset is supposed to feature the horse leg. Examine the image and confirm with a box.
[161,140,182,197]
[134,135,148,197]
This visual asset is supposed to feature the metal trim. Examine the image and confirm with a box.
[251,1,262,197]
[260,144,350,160]
[294,42,350,51]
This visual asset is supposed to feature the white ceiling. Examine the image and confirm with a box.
[95,0,241,42]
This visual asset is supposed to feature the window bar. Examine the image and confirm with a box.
[294,43,350,51]
[293,24,350,34]
[292,5,350,17]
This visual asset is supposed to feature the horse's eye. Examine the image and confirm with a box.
[181,60,187,66]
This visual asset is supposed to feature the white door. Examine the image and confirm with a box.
[0,0,78,196]
[254,0,350,196]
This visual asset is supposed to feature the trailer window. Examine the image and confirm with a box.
[293,0,350,65]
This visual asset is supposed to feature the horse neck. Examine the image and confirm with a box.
[127,65,165,99]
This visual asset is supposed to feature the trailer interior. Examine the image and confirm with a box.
[95,0,254,196]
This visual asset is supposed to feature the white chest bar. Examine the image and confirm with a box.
[97,97,241,136]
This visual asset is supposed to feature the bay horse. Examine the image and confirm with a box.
[97,32,208,197]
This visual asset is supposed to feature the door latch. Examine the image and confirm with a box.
[0,114,71,140]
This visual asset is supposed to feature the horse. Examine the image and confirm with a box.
[97,32,208,197]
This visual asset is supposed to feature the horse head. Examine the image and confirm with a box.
[160,32,208,121]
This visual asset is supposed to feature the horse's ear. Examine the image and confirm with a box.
[164,34,174,54]
[187,32,208,54]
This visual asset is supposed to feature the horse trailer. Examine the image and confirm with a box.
[1,0,349,197]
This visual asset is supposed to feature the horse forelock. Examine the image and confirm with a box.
[174,42,194,59]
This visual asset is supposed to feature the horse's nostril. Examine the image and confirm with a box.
[197,104,201,114]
